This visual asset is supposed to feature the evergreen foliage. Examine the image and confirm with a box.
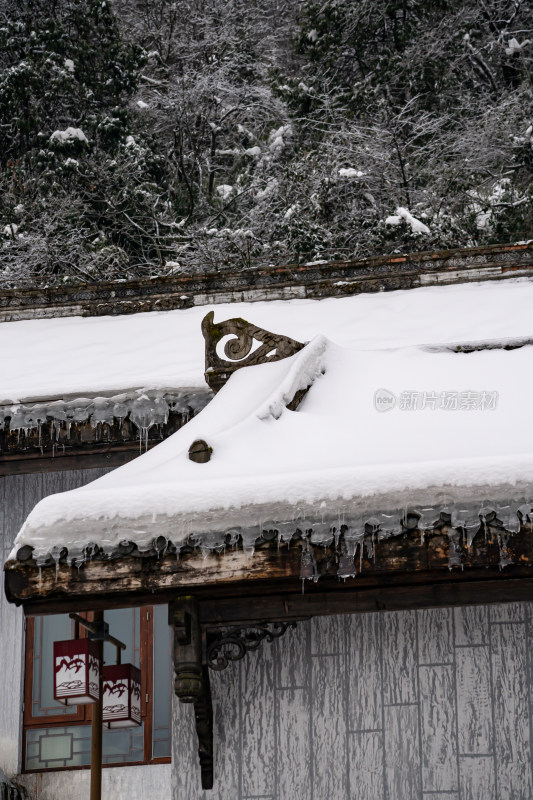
[1,0,532,286]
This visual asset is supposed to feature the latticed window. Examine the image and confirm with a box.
[23,606,172,771]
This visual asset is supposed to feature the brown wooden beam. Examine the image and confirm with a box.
[13,570,533,621]
[0,446,141,476]
[6,527,533,619]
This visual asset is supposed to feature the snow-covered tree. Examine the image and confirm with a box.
[1,0,532,286]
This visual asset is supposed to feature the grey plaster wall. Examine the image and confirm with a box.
[173,603,533,800]
[19,763,171,800]
[0,470,108,777]
[0,469,172,800]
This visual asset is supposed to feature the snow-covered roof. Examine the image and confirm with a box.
[3,277,533,405]
[9,277,533,562]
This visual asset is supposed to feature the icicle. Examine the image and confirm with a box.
[153,535,169,559]
[496,502,521,534]
[343,522,364,558]
[365,532,376,562]
[50,545,63,581]
[35,554,50,591]
[241,527,260,555]
[418,506,438,538]
[337,549,356,580]
[518,503,533,532]
[498,533,513,569]
[403,510,421,534]
[300,539,318,583]
[332,522,342,549]
[447,530,463,570]
[309,520,334,547]
[224,527,241,548]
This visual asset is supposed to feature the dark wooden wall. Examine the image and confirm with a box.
[173,603,533,800]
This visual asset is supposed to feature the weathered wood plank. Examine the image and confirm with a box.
[348,732,384,800]
[346,612,382,732]
[241,646,275,797]
[1,474,36,773]
[41,469,66,499]
[459,756,496,800]
[491,621,533,799]
[172,665,241,800]
[489,602,525,623]
[311,653,347,799]
[454,605,489,646]
[419,665,458,792]
[22,471,43,517]
[418,608,453,664]
[382,610,418,705]
[276,688,311,800]
[276,619,310,690]
[456,646,493,754]
[422,795,458,800]
[0,447,138,477]
[311,614,345,656]
[8,524,533,615]
[171,686,203,799]
[211,668,241,800]
[384,705,421,799]
[14,569,533,623]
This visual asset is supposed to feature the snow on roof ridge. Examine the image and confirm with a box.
[256,334,328,420]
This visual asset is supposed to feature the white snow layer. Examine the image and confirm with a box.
[49,127,88,144]
[339,168,364,178]
[3,278,533,406]
[385,207,430,234]
[9,306,533,558]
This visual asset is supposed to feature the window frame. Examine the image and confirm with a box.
[22,606,171,772]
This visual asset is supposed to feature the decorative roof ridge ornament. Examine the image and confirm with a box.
[202,310,305,393]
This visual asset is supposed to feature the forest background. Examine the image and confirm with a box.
[1,0,532,286]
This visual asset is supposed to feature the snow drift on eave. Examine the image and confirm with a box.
[9,329,533,562]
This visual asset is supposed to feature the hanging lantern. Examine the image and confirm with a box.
[102,663,142,728]
[54,638,101,706]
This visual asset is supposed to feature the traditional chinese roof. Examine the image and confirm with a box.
[8,283,533,566]
[5,276,533,467]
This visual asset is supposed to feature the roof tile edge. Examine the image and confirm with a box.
[1,242,532,322]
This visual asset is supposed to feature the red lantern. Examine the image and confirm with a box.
[54,639,101,706]
[102,663,142,728]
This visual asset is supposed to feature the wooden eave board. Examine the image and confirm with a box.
[6,526,533,620]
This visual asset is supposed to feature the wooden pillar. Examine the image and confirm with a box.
[90,610,103,800]
[169,597,213,790]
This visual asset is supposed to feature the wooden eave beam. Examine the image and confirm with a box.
[5,526,533,619]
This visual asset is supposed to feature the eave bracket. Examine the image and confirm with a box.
[169,597,297,790]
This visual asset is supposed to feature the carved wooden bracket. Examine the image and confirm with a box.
[169,597,298,790]
[202,310,305,393]
[206,621,296,671]
[169,597,214,790]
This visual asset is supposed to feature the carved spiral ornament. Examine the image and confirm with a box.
[224,330,255,361]
[202,311,305,393]
[206,622,296,671]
